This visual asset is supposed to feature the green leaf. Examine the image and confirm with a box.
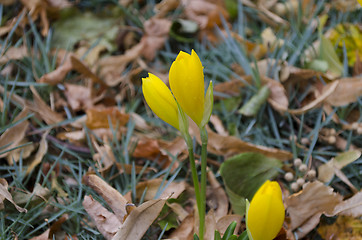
[334,150,361,169]
[201,81,213,127]
[238,231,249,240]
[215,230,222,240]
[219,152,281,215]
[169,19,199,43]
[52,8,121,51]
[222,221,237,240]
[238,85,270,117]
[193,234,200,240]
[319,35,343,77]
[306,59,329,72]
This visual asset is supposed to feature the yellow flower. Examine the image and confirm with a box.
[142,73,179,130]
[247,180,285,240]
[169,50,205,126]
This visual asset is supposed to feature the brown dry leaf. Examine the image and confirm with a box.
[6,139,35,165]
[0,178,27,213]
[141,18,172,60]
[0,45,27,64]
[83,174,128,221]
[324,77,362,106]
[318,215,362,240]
[209,115,228,136]
[167,202,189,221]
[190,121,292,160]
[21,0,49,36]
[64,83,93,111]
[98,42,143,87]
[286,181,343,238]
[83,195,121,240]
[213,80,244,100]
[204,210,217,240]
[30,86,64,125]
[70,56,105,86]
[288,80,339,115]
[154,0,180,18]
[263,76,289,113]
[25,130,49,175]
[30,214,69,240]
[169,214,195,240]
[331,191,362,217]
[39,55,73,85]
[86,107,129,129]
[111,198,167,240]
[132,137,181,170]
[135,178,186,201]
[216,215,242,237]
[39,55,103,85]
[182,0,228,30]
[13,183,50,206]
[207,170,228,221]
[92,138,116,171]
[318,150,361,187]
[0,108,29,160]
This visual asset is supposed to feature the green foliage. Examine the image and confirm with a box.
[220,153,282,215]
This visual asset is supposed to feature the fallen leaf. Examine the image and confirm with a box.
[318,215,362,240]
[0,108,30,160]
[169,214,195,240]
[318,150,361,183]
[30,86,64,125]
[30,214,69,240]
[141,18,172,60]
[216,215,242,237]
[98,42,143,87]
[83,195,121,239]
[0,178,27,213]
[135,178,186,201]
[204,209,216,240]
[38,55,73,85]
[13,183,50,206]
[0,45,28,64]
[286,181,343,238]
[182,0,228,30]
[288,80,339,114]
[190,121,293,160]
[26,130,49,175]
[331,191,362,217]
[83,174,128,221]
[238,85,270,116]
[64,83,93,111]
[111,198,167,240]
[86,107,129,129]
[324,77,362,106]
[207,170,228,221]
[6,139,35,165]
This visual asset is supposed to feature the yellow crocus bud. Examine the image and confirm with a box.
[142,73,179,130]
[247,180,285,240]
[169,50,205,126]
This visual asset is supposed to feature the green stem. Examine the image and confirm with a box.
[183,132,203,239]
[199,127,208,240]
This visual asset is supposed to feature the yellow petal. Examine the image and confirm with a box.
[247,180,285,240]
[169,50,205,126]
[142,73,179,129]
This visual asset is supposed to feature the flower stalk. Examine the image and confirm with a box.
[142,50,212,240]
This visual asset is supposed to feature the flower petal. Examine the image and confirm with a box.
[142,73,179,129]
[247,180,285,240]
[169,50,205,126]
